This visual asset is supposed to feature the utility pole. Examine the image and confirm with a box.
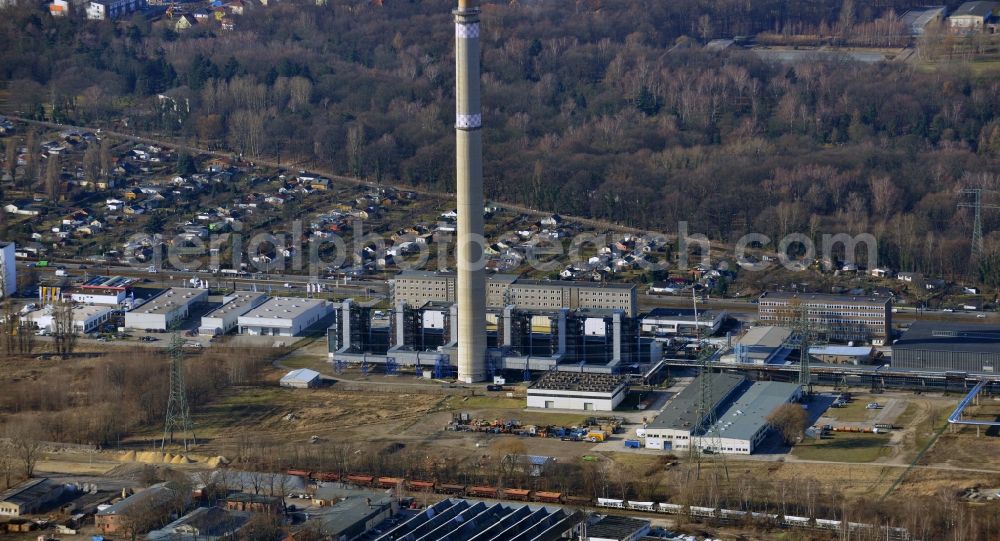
[689,289,728,481]
[798,305,812,396]
[162,334,196,451]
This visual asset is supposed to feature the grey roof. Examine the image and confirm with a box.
[893,321,1000,354]
[707,381,801,442]
[147,507,249,541]
[647,373,745,430]
[240,296,327,321]
[280,368,320,384]
[900,6,946,30]
[587,515,650,540]
[203,292,266,318]
[0,478,55,506]
[130,288,206,315]
[951,1,996,17]
[310,489,393,537]
[97,483,177,516]
[739,326,793,348]
[373,499,585,541]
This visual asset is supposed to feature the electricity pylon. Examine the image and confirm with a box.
[958,188,1000,261]
[689,289,728,481]
[162,334,196,451]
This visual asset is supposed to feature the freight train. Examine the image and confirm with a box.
[285,470,910,540]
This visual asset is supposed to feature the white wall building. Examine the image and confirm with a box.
[69,287,127,306]
[28,305,115,334]
[526,372,627,412]
[199,292,267,335]
[86,0,145,20]
[644,373,801,455]
[124,288,207,331]
[640,307,726,336]
[0,242,15,298]
[238,297,332,337]
[280,368,321,388]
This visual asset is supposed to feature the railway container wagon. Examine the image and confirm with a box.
[815,518,841,530]
[378,477,404,489]
[313,472,340,482]
[468,486,500,498]
[502,488,531,501]
[436,483,466,495]
[626,501,655,512]
[346,474,374,486]
[406,480,435,492]
[689,506,716,518]
[784,515,811,527]
[564,496,592,506]
[533,491,562,504]
[656,503,684,514]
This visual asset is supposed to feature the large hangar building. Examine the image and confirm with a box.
[892,321,1000,374]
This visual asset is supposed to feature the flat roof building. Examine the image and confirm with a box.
[724,326,794,365]
[199,292,267,335]
[124,288,208,331]
[280,368,321,388]
[69,287,127,306]
[644,374,800,455]
[238,297,332,337]
[758,292,891,345]
[809,345,876,365]
[527,372,628,411]
[28,304,115,334]
[640,307,726,336]
[892,321,1000,373]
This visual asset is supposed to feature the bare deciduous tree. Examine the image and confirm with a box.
[768,403,809,445]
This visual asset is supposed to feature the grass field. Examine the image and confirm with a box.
[792,432,892,462]
[824,400,876,422]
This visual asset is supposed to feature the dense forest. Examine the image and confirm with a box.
[2,0,1000,279]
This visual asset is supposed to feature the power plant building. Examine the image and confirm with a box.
[892,321,1000,373]
[757,292,892,345]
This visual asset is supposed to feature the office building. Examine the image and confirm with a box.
[757,292,891,345]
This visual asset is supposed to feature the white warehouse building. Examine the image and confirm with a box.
[124,288,208,331]
[28,304,115,334]
[0,242,15,298]
[527,372,628,412]
[199,292,267,335]
[69,287,127,306]
[644,373,801,455]
[238,297,332,337]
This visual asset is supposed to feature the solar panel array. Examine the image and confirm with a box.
[372,498,583,541]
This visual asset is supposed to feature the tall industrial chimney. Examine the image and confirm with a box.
[454,0,487,383]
